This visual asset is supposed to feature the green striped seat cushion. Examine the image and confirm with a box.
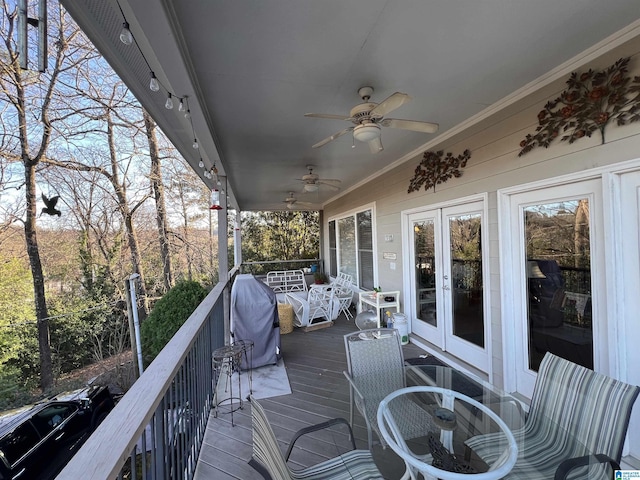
[466,353,639,479]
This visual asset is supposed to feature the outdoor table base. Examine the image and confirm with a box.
[212,344,245,426]
[235,339,254,398]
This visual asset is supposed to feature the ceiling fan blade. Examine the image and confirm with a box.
[318,181,341,190]
[304,113,353,121]
[381,118,439,133]
[368,136,383,154]
[318,179,341,184]
[311,127,354,149]
[369,92,411,118]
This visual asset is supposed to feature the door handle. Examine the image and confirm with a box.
[54,432,65,441]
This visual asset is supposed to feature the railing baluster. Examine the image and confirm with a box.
[56,268,239,480]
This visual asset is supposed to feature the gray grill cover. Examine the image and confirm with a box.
[231,274,281,368]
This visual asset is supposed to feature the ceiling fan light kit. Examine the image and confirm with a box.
[353,123,381,142]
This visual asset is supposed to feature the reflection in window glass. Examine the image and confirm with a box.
[0,422,39,465]
[449,213,484,348]
[524,199,593,371]
[338,217,356,281]
[414,221,437,327]
[357,210,374,290]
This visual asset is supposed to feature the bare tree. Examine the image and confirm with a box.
[0,1,102,390]
[143,109,173,291]
[163,159,210,281]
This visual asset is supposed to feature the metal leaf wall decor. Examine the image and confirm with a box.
[519,57,640,156]
[408,149,471,193]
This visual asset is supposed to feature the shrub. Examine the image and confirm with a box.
[140,280,208,365]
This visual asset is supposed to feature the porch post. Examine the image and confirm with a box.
[217,178,230,343]
[234,210,242,266]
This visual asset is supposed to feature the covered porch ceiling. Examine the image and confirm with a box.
[59,0,640,212]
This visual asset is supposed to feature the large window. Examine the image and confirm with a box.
[329,208,374,289]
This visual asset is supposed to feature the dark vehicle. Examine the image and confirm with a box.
[0,385,115,480]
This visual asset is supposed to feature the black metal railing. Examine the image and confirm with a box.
[57,268,238,480]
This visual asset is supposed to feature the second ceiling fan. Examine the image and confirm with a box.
[296,165,341,193]
[305,86,438,153]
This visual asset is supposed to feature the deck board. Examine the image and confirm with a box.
[194,314,426,479]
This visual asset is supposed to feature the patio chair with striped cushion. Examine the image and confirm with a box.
[466,352,639,480]
[248,396,383,480]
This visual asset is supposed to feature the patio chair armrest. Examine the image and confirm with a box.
[554,453,620,480]
[285,417,356,461]
[249,458,274,480]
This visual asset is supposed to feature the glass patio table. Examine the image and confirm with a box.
[345,364,600,480]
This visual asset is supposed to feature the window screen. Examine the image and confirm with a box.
[329,220,337,277]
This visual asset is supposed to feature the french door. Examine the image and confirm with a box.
[505,179,603,397]
[408,200,489,371]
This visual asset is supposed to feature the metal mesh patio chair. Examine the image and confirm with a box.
[343,328,436,450]
[248,396,383,479]
[466,352,640,480]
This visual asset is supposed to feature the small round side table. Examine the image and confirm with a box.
[212,344,245,426]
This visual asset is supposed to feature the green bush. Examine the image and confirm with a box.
[140,280,208,365]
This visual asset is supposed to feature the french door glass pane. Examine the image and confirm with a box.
[414,220,437,327]
[449,214,484,348]
[524,199,593,371]
[338,217,356,281]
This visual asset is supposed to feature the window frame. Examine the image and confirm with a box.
[328,203,376,289]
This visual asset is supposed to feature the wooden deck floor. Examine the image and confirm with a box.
[194,314,426,479]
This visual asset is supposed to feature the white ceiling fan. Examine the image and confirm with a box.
[305,86,439,154]
[283,192,314,210]
[296,165,341,193]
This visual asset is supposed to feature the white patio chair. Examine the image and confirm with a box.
[334,272,353,287]
[285,285,339,328]
[334,284,355,320]
[332,272,354,320]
